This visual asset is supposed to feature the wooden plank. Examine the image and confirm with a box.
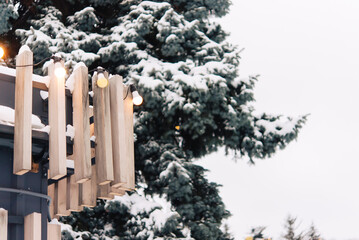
[97,183,113,200]
[0,208,8,240]
[24,212,41,240]
[72,64,92,183]
[109,76,128,188]
[109,187,126,196]
[32,76,49,91]
[48,61,67,179]
[47,223,61,240]
[123,85,135,190]
[92,72,114,185]
[79,165,97,207]
[55,178,70,216]
[48,184,55,219]
[13,46,33,175]
[67,174,83,212]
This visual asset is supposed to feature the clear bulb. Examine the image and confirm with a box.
[54,65,66,79]
[0,47,4,59]
[132,91,143,105]
[97,73,108,88]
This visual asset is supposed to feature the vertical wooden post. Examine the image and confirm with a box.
[48,61,67,179]
[13,45,33,175]
[109,75,127,188]
[0,208,8,240]
[72,63,92,183]
[48,184,55,219]
[67,174,83,212]
[54,178,69,216]
[24,212,41,240]
[47,223,61,240]
[122,85,135,190]
[92,72,114,185]
[79,165,97,207]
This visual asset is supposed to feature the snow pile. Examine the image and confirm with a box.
[66,124,75,140]
[0,105,45,129]
[105,191,183,239]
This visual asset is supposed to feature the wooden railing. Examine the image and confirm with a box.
[2,45,136,239]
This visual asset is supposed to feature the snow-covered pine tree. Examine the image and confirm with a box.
[1,0,306,239]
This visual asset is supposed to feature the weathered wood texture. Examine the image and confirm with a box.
[48,61,67,179]
[47,223,61,240]
[0,208,8,240]
[72,64,92,183]
[13,46,33,175]
[92,72,114,185]
[109,76,127,188]
[122,85,135,190]
[24,212,41,240]
[79,165,97,207]
[67,174,83,212]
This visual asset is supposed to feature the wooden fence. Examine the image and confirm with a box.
[3,45,136,239]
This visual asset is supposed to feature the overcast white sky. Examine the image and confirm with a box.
[197,1,359,239]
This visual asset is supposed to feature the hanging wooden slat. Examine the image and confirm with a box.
[97,183,113,200]
[109,75,127,188]
[72,64,92,183]
[24,212,41,240]
[67,174,83,212]
[0,208,8,240]
[79,165,97,207]
[92,72,114,185]
[122,85,135,190]
[109,187,126,196]
[48,61,67,180]
[13,46,33,175]
[47,223,61,240]
[54,178,70,216]
[48,183,55,219]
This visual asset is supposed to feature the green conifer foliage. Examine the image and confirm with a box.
[1,0,306,239]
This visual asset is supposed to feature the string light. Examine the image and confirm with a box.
[52,56,66,79]
[0,46,4,59]
[96,67,108,88]
[129,84,143,105]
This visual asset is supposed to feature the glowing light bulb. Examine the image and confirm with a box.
[97,72,108,88]
[129,84,143,105]
[132,90,143,105]
[54,65,66,79]
[0,47,4,59]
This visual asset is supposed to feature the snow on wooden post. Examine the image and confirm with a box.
[92,71,114,185]
[47,223,61,240]
[48,60,67,180]
[71,63,92,183]
[24,212,41,240]
[0,208,8,240]
[67,174,83,212]
[121,85,135,190]
[13,45,33,175]
[109,75,127,188]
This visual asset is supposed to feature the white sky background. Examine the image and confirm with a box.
[197,1,359,239]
